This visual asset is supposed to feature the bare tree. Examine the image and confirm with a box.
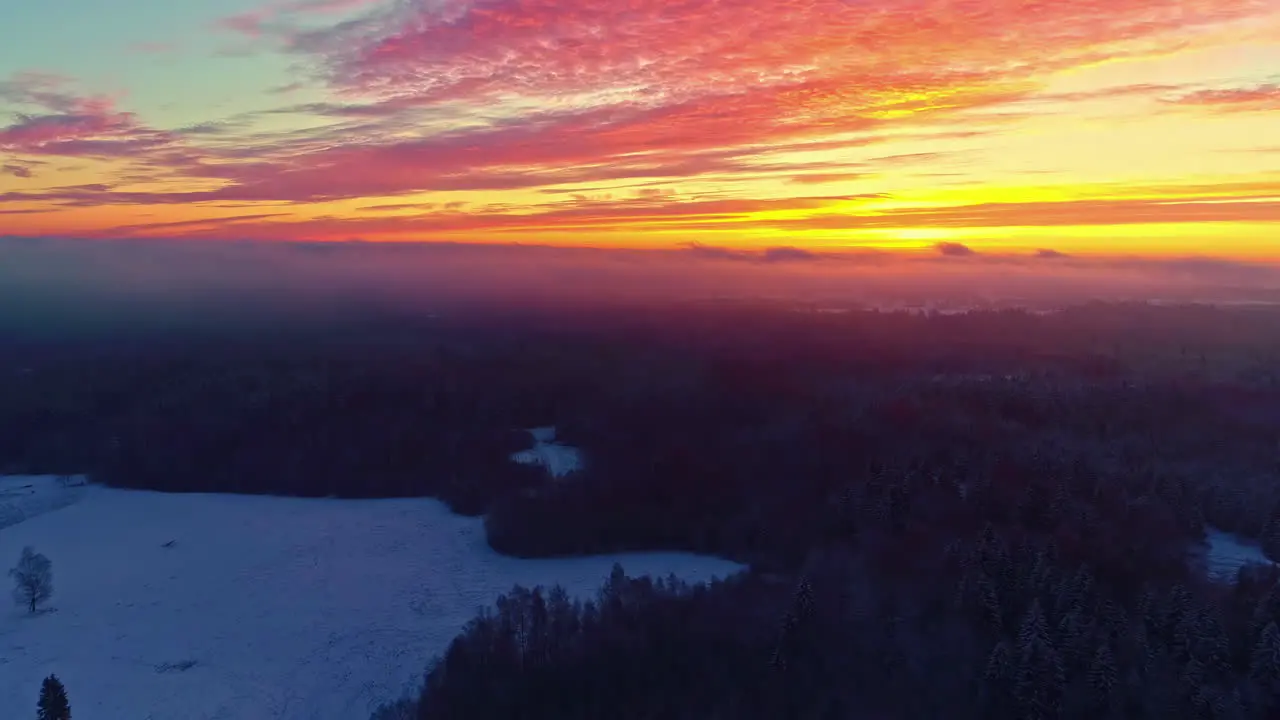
[10,546,53,614]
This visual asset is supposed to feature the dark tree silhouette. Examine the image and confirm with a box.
[10,547,53,614]
[36,674,70,720]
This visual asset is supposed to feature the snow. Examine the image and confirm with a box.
[510,426,583,479]
[1193,527,1276,582]
[0,476,743,719]
[0,475,88,532]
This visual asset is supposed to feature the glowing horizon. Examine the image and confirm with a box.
[1,0,1278,259]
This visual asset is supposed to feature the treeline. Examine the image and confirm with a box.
[383,544,1280,719]
[387,456,1280,719]
[1,304,1278,552]
[0,322,579,514]
[488,370,1280,571]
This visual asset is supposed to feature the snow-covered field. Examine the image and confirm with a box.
[510,426,583,478]
[1193,527,1275,581]
[0,476,742,719]
[0,475,88,531]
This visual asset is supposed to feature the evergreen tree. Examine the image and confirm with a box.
[1054,566,1093,618]
[1136,586,1158,632]
[1253,581,1280,636]
[1014,601,1065,720]
[834,487,858,540]
[981,641,1015,717]
[1054,609,1090,674]
[979,576,1004,635]
[770,577,816,672]
[36,674,70,720]
[1163,585,1194,634]
[1018,599,1052,650]
[1261,513,1280,564]
[1249,621,1280,693]
[1087,643,1117,701]
[1097,598,1128,642]
[1190,607,1232,678]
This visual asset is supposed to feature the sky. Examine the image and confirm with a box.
[0,0,1278,260]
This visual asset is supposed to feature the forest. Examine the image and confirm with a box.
[3,299,1280,718]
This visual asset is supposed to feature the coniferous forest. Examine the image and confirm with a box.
[4,300,1280,718]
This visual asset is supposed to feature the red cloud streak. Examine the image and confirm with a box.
[1169,83,1280,112]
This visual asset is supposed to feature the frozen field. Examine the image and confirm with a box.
[510,426,583,478]
[0,476,742,719]
[0,474,88,531]
[1193,527,1275,581]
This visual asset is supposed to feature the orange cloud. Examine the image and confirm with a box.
[37,186,1269,246]
[1167,82,1280,112]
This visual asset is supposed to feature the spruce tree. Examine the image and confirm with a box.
[1261,512,1280,564]
[1250,621,1280,692]
[1248,581,1280,650]
[1054,609,1089,674]
[979,576,1004,635]
[981,641,1015,717]
[37,674,70,720]
[1088,643,1117,700]
[1018,599,1052,650]
[1014,601,1065,720]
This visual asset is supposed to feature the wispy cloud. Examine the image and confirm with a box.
[1,0,1277,256]
[2,162,34,178]
[314,0,1264,105]
[1166,82,1280,112]
[681,243,825,264]
[0,73,177,160]
[936,242,977,257]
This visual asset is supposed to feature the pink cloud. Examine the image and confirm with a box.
[316,0,1266,106]
[283,0,384,14]
[218,10,271,37]
[0,73,202,173]
[0,88,176,160]
[1167,83,1280,112]
[1,110,130,147]
[10,0,1279,221]
[178,0,1265,205]
[1,92,916,203]
[216,0,385,39]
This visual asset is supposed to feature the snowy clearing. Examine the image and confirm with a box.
[1192,527,1275,582]
[0,477,742,719]
[510,426,583,478]
[0,475,88,532]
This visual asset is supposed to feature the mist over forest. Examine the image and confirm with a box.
[4,237,1278,340]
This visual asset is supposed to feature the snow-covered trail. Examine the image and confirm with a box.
[0,478,742,719]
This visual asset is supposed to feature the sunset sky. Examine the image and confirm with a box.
[1,0,1278,259]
